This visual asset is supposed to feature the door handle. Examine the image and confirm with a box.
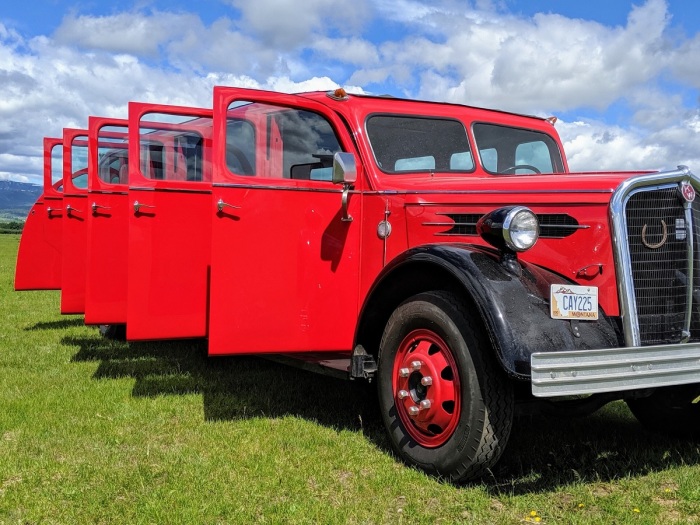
[91,202,111,215]
[217,199,240,213]
[66,204,82,216]
[134,201,155,213]
[47,207,62,217]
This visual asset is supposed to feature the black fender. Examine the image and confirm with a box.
[357,244,620,380]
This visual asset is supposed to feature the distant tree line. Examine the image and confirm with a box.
[0,220,24,234]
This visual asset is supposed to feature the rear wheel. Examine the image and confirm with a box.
[377,291,513,482]
[626,385,700,438]
[99,324,126,341]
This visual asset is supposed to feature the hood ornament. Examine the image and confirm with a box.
[680,181,695,202]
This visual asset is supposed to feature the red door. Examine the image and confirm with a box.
[126,103,214,340]
[14,137,64,290]
[84,118,130,325]
[60,129,90,314]
[208,88,362,355]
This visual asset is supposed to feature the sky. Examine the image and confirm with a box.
[0,0,699,185]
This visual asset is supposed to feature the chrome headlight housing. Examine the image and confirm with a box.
[476,206,539,252]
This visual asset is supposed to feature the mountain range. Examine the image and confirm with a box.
[0,181,42,220]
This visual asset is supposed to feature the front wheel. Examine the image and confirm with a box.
[626,385,700,438]
[377,291,513,482]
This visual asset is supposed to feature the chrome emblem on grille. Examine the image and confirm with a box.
[681,181,695,202]
[641,220,668,249]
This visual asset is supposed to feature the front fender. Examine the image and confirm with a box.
[366,244,620,380]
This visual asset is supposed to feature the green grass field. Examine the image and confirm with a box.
[1,233,699,523]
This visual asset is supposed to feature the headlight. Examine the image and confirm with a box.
[477,206,539,253]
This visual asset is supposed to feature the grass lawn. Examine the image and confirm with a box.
[1,233,699,523]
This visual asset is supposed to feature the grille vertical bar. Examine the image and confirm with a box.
[625,187,692,345]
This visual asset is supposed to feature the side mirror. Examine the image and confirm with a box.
[332,152,357,186]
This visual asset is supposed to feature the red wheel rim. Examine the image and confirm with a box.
[392,329,461,447]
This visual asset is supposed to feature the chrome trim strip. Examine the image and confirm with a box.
[90,191,129,196]
[212,182,347,194]
[422,221,474,227]
[531,342,700,397]
[361,189,614,197]
[536,224,591,230]
[684,199,694,342]
[129,187,212,195]
[609,166,696,347]
[399,189,616,196]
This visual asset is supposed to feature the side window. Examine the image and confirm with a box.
[174,134,205,181]
[225,101,342,181]
[276,110,341,181]
[141,142,165,180]
[71,136,89,189]
[226,119,256,176]
[51,144,63,192]
[97,125,129,185]
[98,153,126,184]
[138,113,212,182]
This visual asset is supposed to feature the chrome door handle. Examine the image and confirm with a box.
[134,201,155,213]
[217,199,240,213]
[91,202,111,215]
[47,207,62,217]
[66,204,82,216]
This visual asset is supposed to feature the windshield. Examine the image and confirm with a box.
[472,123,564,175]
[366,115,474,174]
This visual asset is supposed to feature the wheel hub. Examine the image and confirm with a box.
[393,329,461,447]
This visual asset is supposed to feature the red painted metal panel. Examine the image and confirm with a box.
[84,117,130,325]
[14,137,64,290]
[208,88,363,355]
[126,103,213,340]
[60,129,90,314]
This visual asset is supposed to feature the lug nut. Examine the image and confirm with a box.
[398,389,409,399]
[408,406,420,416]
[419,399,432,410]
[420,376,432,386]
[410,360,422,371]
[399,368,410,377]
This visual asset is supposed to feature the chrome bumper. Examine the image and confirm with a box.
[530,343,700,397]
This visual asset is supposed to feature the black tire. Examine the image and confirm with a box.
[626,384,700,438]
[99,324,127,341]
[377,291,513,482]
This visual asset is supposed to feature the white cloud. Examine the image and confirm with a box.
[365,0,672,115]
[557,117,700,173]
[229,0,371,47]
[0,0,698,186]
[53,12,193,56]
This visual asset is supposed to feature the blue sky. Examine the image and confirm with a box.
[0,0,699,184]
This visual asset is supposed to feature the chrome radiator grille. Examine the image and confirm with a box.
[625,187,691,344]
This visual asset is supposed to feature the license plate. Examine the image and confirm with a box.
[550,285,598,320]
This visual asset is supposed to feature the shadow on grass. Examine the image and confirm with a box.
[485,408,700,494]
[28,318,85,330]
[65,334,700,492]
[65,335,388,447]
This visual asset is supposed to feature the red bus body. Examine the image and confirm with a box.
[15,87,700,482]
